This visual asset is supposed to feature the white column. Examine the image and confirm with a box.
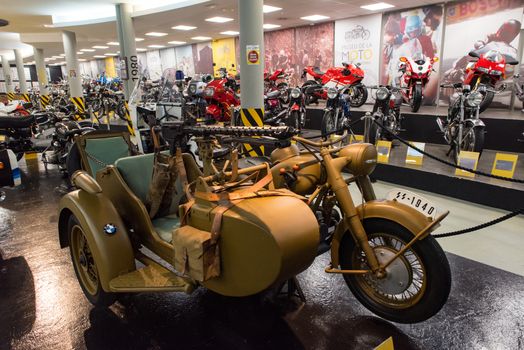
[13,49,28,94]
[1,55,14,97]
[62,30,82,98]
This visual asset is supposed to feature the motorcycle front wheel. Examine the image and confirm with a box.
[349,85,368,107]
[339,218,451,323]
[321,109,337,137]
[286,110,300,130]
[410,84,423,112]
[462,125,485,154]
[367,117,382,145]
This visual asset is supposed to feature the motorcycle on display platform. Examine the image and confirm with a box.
[437,83,493,164]
[0,100,31,117]
[302,62,368,107]
[183,74,212,122]
[321,85,352,136]
[367,86,403,145]
[204,67,240,123]
[398,54,438,112]
[463,49,518,113]
[286,87,307,129]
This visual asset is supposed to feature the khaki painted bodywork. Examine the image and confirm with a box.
[270,152,324,195]
[329,199,435,268]
[58,190,135,292]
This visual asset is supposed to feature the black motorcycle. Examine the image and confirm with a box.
[367,85,403,145]
[437,83,489,164]
[286,87,307,130]
[321,85,352,137]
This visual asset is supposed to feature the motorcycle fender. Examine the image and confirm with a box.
[465,118,485,127]
[330,199,433,267]
[58,190,135,292]
[291,103,300,111]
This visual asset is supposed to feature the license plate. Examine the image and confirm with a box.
[386,188,440,219]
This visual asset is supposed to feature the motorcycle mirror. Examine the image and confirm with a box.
[507,59,519,66]
[468,51,480,59]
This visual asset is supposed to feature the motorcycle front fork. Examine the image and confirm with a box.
[320,149,383,275]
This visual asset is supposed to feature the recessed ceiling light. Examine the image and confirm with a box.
[172,25,197,31]
[191,36,212,41]
[360,2,394,10]
[93,55,105,58]
[263,23,281,29]
[78,58,87,62]
[205,16,233,23]
[135,37,144,41]
[92,45,108,49]
[168,41,187,45]
[148,44,166,48]
[81,49,95,52]
[263,5,282,13]
[104,53,118,56]
[220,31,239,35]
[300,15,329,21]
[136,48,147,52]
[59,53,65,56]
[107,42,120,46]
[77,51,84,55]
[145,32,168,37]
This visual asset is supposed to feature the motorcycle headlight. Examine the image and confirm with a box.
[491,70,502,76]
[204,87,215,97]
[466,91,483,107]
[477,67,489,74]
[327,88,338,100]
[376,87,389,101]
[290,88,301,99]
[189,84,197,94]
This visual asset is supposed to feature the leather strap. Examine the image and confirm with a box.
[175,148,192,200]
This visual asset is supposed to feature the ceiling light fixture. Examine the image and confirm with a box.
[191,36,212,41]
[360,2,394,11]
[263,23,281,29]
[136,48,147,52]
[263,5,282,13]
[220,31,239,35]
[93,55,106,58]
[168,41,187,45]
[172,25,197,31]
[81,49,95,52]
[145,32,168,37]
[300,14,330,21]
[148,44,166,48]
[107,42,120,46]
[77,51,84,55]
[78,58,87,62]
[104,53,118,56]
[92,45,108,49]
[205,16,233,23]
[135,37,144,41]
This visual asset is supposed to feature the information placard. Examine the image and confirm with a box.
[455,151,480,178]
[376,140,392,164]
[491,153,518,179]
[406,142,425,166]
[349,134,364,143]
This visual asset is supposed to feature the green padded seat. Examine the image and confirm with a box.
[151,214,181,243]
[85,136,131,176]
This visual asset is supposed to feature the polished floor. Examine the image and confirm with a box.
[1,158,523,350]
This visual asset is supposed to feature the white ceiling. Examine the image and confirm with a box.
[0,0,445,63]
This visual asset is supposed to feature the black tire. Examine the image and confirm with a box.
[302,80,319,105]
[321,109,337,137]
[286,110,300,129]
[367,116,382,145]
[339,218,451,323]
[411,84,422,112]
[478,84,494,113]
[462,125,485,154]
[277,82,289,105]
[68,215,116,307]
[349,85,368,107]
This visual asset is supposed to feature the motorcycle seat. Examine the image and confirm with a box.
[266,90,281,99]
[312,67,325,76]
[0,115,35,129]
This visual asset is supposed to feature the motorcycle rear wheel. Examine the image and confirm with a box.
[478,84,494,113]
[339,218,451,323]
[349,85,368,108]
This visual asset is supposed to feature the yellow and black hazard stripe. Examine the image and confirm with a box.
[122,101,135,136]
[240,108,265,156]
[20,93,30,103]
[70,96,86,120]
[7,92,15,101]
[40,95,51,108]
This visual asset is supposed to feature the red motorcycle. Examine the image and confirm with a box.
[204,67,240,123]
[464,49,518,112]
[398,53,438,112]
[301,62,368,107]
[264,68,289,104]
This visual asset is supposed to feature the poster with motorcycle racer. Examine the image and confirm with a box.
[440,0,522,109]
[381,5,444,105]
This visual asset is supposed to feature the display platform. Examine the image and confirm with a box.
[1,159,523,350]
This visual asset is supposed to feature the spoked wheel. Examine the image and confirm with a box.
[339,219,451,323]
[321,110,337,137]
[461,125,485,154]
[68,215,116,307]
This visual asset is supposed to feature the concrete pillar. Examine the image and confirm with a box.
[239,0,264,110]
[62,30,85,114]
[14,49,29,101]
[115,3,139,99]
[33,47,50,108]
[115,3,139,144]
[1,55,15,101]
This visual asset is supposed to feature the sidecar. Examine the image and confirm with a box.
[58,147,319,305]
